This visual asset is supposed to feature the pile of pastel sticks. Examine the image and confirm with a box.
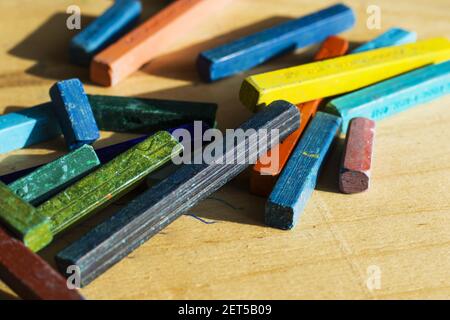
[0,0,449,299]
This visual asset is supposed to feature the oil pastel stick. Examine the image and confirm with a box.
[0,103,60,155]
[239,38,450,111]
[0,181,53,252]
[91,0,230,86]
[36,131,183,239]
[339,118,375,194]
[55,100,300,286]
[352,27,417,53]
[197,3,355,82]
[326,60,450,132]
[88,95,217,133]
[250,36,348,197]
[70,0,142,66]
[0,227,84,300]
[8,145,100,205]
[50,79,100,150]
[265,112,341,230]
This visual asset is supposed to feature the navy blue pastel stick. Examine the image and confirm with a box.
[50,79,100,151]
[55,100,300,286]
[265,112,342,230]
[197,3,355,82]
[70,0,142,66]
[0,123,207,184]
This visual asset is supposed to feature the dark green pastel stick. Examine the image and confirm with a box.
[9,145,100,206]
[37,131,183,236]
[0,182,53,252]
[88,95,218,133]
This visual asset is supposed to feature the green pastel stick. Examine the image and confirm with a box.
[37,131,183,236]
[9,145,100,206]
[0,182,53,252]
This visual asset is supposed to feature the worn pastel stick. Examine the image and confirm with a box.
[70,0,142,66]
[0,182,53,252]
[250,36,349,197]
[197,3,355,82]
[266,112,341,230]
[339,118,375,194]
[240,38,450,111]
[0,227,83,300]
[55,100,300,286]
[50,79,100,150]
[9,145,100,205]
[88,95,217,133]
[0,123,206,184]
[352,28,417,53]
[0,103,61,155]
[326,60,450,132]
[91,0,229,86]
[36,131,182,238]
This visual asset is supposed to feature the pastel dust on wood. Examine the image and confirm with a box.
[0,182,53,252]
[0,227,83,300]
[55,100,300,287]
[36,131,183,238]
[326,60,450,132]
[8,144,100,205]
[239,38,450,111]
[265,112,341,230]
[196,3,355,82]
[70,0,142,66]
[0,103,61,155]
[90,0,230,86]
[339,117,375,194]
[352,27,417,53]
[88,94,217,133]
[250,36,348,197]
[49,78,99,150]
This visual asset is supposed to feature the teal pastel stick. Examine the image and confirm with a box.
[326,60,450,132]
[352,28,417,53]
[265,112,341,230]
[0,103,61,155]
[8,145,100,205]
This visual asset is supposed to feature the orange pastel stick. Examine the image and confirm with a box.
[90,0,229,86]
[250,36,349,197]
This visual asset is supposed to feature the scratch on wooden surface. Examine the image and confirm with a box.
[315,194,376,299]
[185,213,217,225]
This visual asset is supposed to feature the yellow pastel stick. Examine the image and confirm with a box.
[240,37,450,111]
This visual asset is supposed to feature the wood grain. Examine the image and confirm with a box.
[0,0,449,300]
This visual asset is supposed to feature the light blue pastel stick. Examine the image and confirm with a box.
[326,60,450,132]
[265,112,341,230]
[352,28,417,53]
[0,103,61,155]
[70,0,142,66]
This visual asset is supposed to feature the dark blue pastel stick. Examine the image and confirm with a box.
[265,112,342,230]
[70,0,142,66]
[197,3,355,82]
[50,79,100,151]
[0,122,207,184]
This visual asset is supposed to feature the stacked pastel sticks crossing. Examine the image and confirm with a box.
[0,1,449,298]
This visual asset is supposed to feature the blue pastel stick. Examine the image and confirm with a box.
[0,122,208,184]
[326,60,450,132]
[266,112,341,230]
[50,79,100,151]
[70,0,142,66]
[352,27,417,53]
[0,103,61,155]
[197,3,355,82]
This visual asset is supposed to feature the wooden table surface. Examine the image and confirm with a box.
[0,0,449,300]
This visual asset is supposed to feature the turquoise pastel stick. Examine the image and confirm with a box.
[352,27,417,53]
[326,60,450,132]
[0,103,61,155]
